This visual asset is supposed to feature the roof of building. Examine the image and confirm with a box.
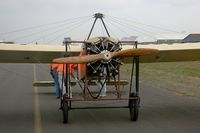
[185,34,200,39]
[155,33,187,40]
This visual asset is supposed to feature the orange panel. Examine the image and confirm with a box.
[78,51,86,79]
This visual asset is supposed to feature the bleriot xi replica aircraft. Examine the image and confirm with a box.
[0,13,200,123]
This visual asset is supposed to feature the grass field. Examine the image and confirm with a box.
[121,61,200,98]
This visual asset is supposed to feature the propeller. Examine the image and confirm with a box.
[53,48,159,64]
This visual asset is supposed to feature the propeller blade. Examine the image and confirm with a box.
[53,48,159,64]
[111,48,159,58]
[53,54,104,64]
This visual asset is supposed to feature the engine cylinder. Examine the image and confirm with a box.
[86,37,122,78]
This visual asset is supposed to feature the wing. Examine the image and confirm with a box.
[0,42,200,63]
[122,42,200,63]
[0,43,81,63]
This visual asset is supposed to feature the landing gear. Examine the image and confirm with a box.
[129,93,139,121]
[59,13,141,123]
[62,94,69,124]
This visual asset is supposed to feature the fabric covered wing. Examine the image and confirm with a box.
[0,44,81,63]
[122,42,200,63]
[0,42,200,63]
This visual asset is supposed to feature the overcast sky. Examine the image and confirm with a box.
[0,0,200,43]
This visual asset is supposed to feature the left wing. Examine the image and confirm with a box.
[0,43,81,63]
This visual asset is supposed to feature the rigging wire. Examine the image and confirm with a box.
[105,26,119,39]
[0,15,92,35]
[45,18,92,44]
[107,15,181,34]
[10,16,92,42]
[105,18,132,37]
[109,16,169,39]
[9,17,92,72]
[106,16,157,40]
[26,17,92,44]
[102,19,121,39]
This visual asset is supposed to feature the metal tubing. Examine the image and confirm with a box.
[119,41,137,44]
[100,18,110,37]
[129,42,137,95]
[84,43,89,99]
[117,66,121,98]
[64,97,139,101]
[87,13,111,39]
[135,56,139,96]
[70,106,129,110]
[87,18,98,40]
[129,58,135,94]
[65,44,69,95]
[63,41,86,43]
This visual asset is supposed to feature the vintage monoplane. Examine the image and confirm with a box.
[0,13,200,123]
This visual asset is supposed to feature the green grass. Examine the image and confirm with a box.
[121,61,200,98]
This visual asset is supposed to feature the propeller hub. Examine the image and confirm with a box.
[101,50,111,61]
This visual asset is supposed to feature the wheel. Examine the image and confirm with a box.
[62,100,69,123]
[129,93,139,121]
[62,95,69,123]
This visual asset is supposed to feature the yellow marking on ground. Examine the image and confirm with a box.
[33,64,42,133]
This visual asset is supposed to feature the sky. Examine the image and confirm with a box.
[0,0,200,43]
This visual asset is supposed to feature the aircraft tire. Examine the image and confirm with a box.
[129,93,139,121]
[62,98,69,123]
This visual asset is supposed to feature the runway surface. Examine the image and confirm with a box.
[0,63,200,133]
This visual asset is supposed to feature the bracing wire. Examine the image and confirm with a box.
[1,14,184,43]
[105,18,132,37]
[10,16,92,42]
[109,16,169,39]
[102,19,121,39]
[106,16,158,40]
[106,15,187,41]
[0,15,92,35]
[107,15,181,34]
[26,17,92,44]
[45,18,92,44]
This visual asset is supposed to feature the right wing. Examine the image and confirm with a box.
[122,42,200,63]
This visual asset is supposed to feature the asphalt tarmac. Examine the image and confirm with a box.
[0,63,200,133]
